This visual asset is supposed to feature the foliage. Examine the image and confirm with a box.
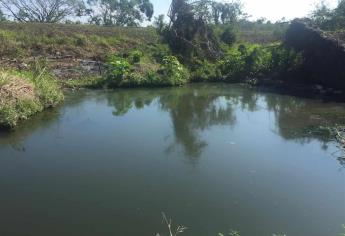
[87,0,154,26]
[153,14,167,34]
[158,56,189,86]
[106,55,132,85]
[62,76,105,89]
[0,22,158,59]
[220,25,237,46]
[237,19,289,43]
[218,43,303,82]
[0,8,6,21]
[0,0,85,23]
[164,0,244,60]
[105,52,188,87]
[151,44,172,63]
[129,50,143,63]
[28,59,64,108]
[311,0,345,30]
[211,0,243,25]
[190,58,220,81]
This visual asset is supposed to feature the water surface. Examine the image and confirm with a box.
[0,84,344,236]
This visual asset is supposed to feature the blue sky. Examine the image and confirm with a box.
[149,0,339,22]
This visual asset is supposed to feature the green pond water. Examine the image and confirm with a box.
[0,84,344,236]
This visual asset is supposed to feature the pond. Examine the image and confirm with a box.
[0,84,344,236]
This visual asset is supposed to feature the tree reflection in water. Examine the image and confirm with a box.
[107,84,345,166]
[1,84,344,168]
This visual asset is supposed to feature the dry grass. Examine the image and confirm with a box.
[0,73,36,103]
[0,69,63,128]
[0,22,159,59]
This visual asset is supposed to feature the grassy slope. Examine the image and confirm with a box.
[0,22,159,59]
[0,22,161,81]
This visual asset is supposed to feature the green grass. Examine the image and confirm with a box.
[0,22,159,59]
[62,76,106,89]
[0,69,63,129]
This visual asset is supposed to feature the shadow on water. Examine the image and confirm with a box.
[0,109,61,152]
[106,83,345,166]
[0,89,91,153]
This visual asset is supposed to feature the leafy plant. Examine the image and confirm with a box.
[129,50,143,63]
[218,43,302,82]
[191,59,220,81]
[221,26,237,46]
[158,56,189,86]
[106,55,132,85]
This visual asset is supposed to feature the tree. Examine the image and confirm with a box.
[311,0,345,30]
[212,1,243,25]
[0,0,85,23]
[87,0,154,26]
[311,0,333,27]
[153,14,166,34]
[0,9,6,21]
[165,0,244,60]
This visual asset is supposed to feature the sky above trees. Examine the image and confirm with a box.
[150,0,339,22]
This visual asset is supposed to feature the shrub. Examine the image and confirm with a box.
[129,50,143,63]
[151,44,172,63]
[218,43,302,82]
[105,54,188,87]
[158,56,189,86]
[270,45,303,74]
[221,27,237,46]
[218,46,247,81]
[190,59,220,81]
[106,55,132,86]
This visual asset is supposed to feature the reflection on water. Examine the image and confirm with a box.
[0,84,344,236]
[106,84,345,164]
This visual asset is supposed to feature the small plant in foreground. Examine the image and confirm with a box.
[156,212,188,236]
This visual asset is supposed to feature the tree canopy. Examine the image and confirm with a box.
[0,8,5,21]
[87,0,154,26]
[311,0,345,30]
[165,0,244,60]
[0,0,85,23]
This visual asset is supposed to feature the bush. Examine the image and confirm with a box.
[105,54,189,87]
[218,43,302,82]
[106,55,132,86]
[218,45,247,81]
[158,56,189,86]
[129,50,143,63]
[151,44,172,63]
[221,27,237,46]
[190,59,220,81]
